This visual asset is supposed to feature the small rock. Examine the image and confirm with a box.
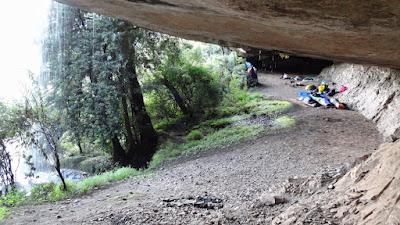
[384,135,399,143]
[257,193,288,207]
[56,215,62,219]
[329,209,338,213]
[328,185,335,190]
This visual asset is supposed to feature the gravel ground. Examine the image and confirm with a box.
[4,73,382,225]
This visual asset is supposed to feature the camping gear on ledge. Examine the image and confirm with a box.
[298,84,346,109]
[339,85,348,93]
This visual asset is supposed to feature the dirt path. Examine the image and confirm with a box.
[5,73,382,225]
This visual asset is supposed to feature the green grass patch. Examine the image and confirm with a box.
[0,167,142,222]
[253,100,292,116]
[30,182,75,203]
[154,116,184,132]
[29,167,141,203]
[197,115,249,130]
[0,207,8,221]
[28,167,140,204]
[274,116,296,128]
[186,129,204,141]
[216,88,291,118]
[150,124,263,168]
[150,90,293,169]
[77,167,140,193]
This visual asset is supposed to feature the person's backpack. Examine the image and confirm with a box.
[249,67,257,79]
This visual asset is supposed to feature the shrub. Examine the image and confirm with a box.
[79,156,113,174]
[0,189,25,221]
[185,65,222,111]
[145,90,181,123]
[30,182,68,203]
[0,189,25,207]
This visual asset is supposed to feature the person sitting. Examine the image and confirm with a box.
[245,61,258,87]
[318,81,336,96]
[298,85,319,107]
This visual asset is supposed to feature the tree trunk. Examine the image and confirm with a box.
[121,96,137,149]
[53,149,67,191]
[160,77,192,117]
[127,72,158,168]
[117,74,138,149]
[0,139,15,193]
[120,25,158,168]
[111,136,128,166]
[77,139,83,155]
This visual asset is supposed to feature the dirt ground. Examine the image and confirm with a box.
[4,73,383,225]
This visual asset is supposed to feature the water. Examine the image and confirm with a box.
[6,141,85,192]
[0,1,89,193]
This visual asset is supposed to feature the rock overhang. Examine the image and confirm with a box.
[55,0,400,69]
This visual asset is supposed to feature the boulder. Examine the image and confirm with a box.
[61,155,113,174]
[60,155,87,169]
[79,156,114,174]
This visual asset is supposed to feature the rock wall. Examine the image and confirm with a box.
[334,140,400,224]
[321,63,400,140]
[273,140,400,225]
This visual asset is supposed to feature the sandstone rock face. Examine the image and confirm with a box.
[273,140,400,225]
[55,0,400,68]
[335,140,400,224]
[321,63,400,140]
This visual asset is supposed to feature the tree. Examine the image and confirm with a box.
[21,78,67,191]
[0,103,26,193]
[144,40,223,120]
[42,4,159,168]
[0,141,13,194]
